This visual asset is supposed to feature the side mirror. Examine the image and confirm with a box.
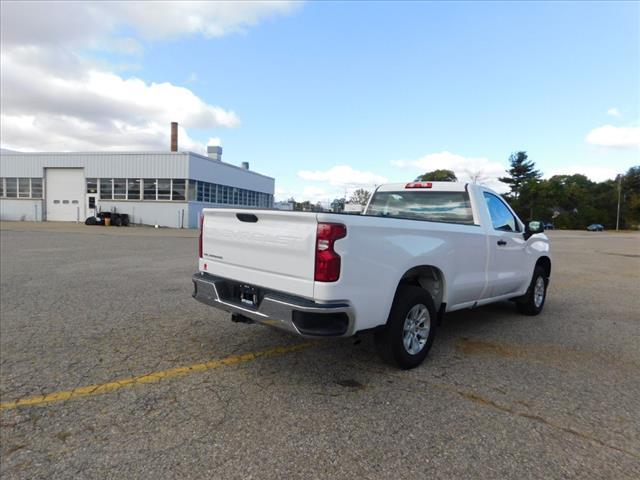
[524,220,544,239]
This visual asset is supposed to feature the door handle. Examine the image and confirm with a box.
[497,240,507,246]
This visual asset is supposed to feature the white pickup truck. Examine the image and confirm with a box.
[192,182,551,368]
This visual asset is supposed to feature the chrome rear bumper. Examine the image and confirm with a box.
[192,272,354,337]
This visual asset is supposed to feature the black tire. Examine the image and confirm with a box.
[374,285,438,369]
[516,266,548,315]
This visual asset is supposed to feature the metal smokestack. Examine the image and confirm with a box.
[170,122,178,152]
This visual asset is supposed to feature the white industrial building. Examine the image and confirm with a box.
[0,145,274,228]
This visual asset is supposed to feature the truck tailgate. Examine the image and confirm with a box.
[200,209,318,298]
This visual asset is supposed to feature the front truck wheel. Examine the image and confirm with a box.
[375,286,438,369]
[516,266,548,315]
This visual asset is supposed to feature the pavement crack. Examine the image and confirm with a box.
[428,378,640,460]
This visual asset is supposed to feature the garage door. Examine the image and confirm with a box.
[46,169,85,221]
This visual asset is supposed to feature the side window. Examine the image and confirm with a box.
[483,192,519,232]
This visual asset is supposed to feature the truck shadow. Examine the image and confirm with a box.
[253,300,527,377]
[435,301,522,343]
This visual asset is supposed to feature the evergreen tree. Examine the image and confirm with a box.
[499,152,541,198]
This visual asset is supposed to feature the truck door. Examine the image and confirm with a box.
[482,191,529,298]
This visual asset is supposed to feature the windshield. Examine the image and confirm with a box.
[366,191,474,224]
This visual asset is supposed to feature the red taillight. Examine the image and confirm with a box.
[198,214,204,258]
[315,223,346,282]
[405,181,433,189]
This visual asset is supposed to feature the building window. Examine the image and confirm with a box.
[143,179,157,200]
[197,182,204,202]
[0,178,44,199]
[157,179,171,200]
[172,179,186,201]
[128,179,140,200]
[100,178,113,200]
[18,178,30,198]
[188,180,196,201]
[221,185,229,204]
[87,178,98,194]
[5,178,17,198]
[113,178,127,199]
[31,178,43,198]
[212,183,218,202]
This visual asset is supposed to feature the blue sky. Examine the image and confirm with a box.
[2,1,639,201]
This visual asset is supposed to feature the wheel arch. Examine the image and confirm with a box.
[395,265,446,312]
[536,256,551,278]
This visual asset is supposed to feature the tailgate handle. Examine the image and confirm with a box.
[236,213,258,223]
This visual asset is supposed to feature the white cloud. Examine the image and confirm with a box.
[0,1,297,152]
[585,125,640,148]
[275,182,371,204]
[302,186,329,202]
[274,184,331,203]
[392,151,508,192]
[298,165,388,187]
[0,1,300,47]
[545,166,619,183]
[0,52,239,152]
[606,107,621,118]
[290,165,386,203]
[1,115,207,153]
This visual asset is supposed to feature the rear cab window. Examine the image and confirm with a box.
[366,190,475,224]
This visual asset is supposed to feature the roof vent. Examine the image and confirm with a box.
[207,145,222,161]
[241,162,249,170]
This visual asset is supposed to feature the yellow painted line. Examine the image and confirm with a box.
[0,342,313,410]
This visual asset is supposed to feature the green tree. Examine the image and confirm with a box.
[499,152,541,199]
[622,166,640,227]
[349,188,371,206]
[499,166,639,230]
[415,169,457,182]
[330,198,345,212]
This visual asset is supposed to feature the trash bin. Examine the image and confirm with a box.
[104,217,111,226]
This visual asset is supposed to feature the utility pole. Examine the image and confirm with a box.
[616,174,622,231]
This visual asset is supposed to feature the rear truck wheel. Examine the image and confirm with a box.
[516,266,548,315]
[375,286,437,369]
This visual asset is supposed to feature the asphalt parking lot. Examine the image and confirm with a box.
[1,221,639,479]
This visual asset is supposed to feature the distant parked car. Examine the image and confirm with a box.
[543,222,554,230]
[587,224,604,231]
